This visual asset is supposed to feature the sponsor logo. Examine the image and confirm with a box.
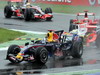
[42,0,72,3]
[35,0,100,6]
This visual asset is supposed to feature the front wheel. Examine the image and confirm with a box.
[36,47,48,64]
[6,45,21,63]
[24,8,34,21]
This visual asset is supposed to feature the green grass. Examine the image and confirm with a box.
[1,1,100,14]
[0,28,26,43]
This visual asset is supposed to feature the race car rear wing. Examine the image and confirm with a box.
[77,12,95,20]
[77,13,95,16]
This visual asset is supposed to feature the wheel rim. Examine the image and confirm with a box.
[40,50,48,63]
[13,47,20,54]
[79,45,83,55]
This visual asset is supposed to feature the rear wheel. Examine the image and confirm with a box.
[71,41,83,58]
[45,8,52,14]
[24,8,34,21]
[6,45,21,63]
[4,5,13,18]
[95,30,100,48]
[36,47,48,64]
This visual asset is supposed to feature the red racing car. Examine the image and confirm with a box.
[69,10,100,48]
[69,10,100,32]
[4,0,53,21]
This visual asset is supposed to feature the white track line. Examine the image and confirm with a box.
[0,29,47,51]
[11,29,46,34]
[0,47,8,51]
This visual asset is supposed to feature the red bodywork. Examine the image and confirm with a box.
[34,14,53,19]
[7,1,53,20]
[29,7,53,20]
[72,11,100,46]
[13,9,22,17]
[12,6,53,20]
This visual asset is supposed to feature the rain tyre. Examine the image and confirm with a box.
[6,45,21,63]
[45,8,52,14]
[69,19,74,32]
[24,8,34,21]
[71,41,83,58]
[4,5,13,18]
[36,47,48,64]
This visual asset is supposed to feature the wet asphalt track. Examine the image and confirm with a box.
[0,9,75,32]
[0,9,100,74]
[1,46,100,74]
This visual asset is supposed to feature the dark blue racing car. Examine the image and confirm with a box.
[6,30,83,64]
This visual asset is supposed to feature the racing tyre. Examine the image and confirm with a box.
[6,45,21,63]
[36,47,48,64]
[4,5,13,18]
[24,8,34,21]
[69,19,74,32]
[71,41,83,58]
[95,30,100,48]
[45,8,52,14]
[46,17,52,21]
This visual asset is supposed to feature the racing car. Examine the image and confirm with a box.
[69,10,100,32]
[4,0,53,21]
[68,10,100,48]
[6,30,83,64]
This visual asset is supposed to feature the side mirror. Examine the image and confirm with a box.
[25,42,29,46]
